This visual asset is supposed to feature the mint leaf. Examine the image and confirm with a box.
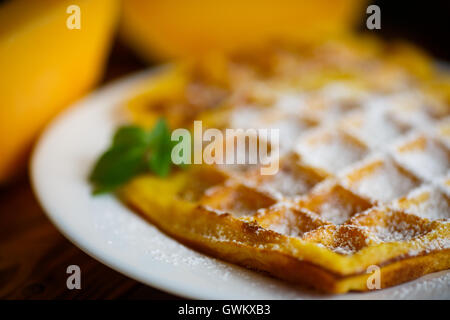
[113,125,149,147]
[147,119,174,177]
[89,145,147,194]
[89,118,184,194]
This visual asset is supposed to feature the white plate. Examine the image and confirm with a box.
[31,69,450,300]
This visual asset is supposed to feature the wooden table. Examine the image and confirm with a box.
[0,176,179,300]
[0,42,179,300]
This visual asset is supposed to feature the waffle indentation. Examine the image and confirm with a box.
[391,134,450,181]
[350,208,434,242]
[247,153,327,198]
[200,183,277,217]
[298,182,372,224]
[296,128,368,175]
[342,157,420,202]
[393,185,450,220]
[255,204,328,237]
[302,224,377,255]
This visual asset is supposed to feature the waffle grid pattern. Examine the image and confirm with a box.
[193,88,450,257]
[123,41,450,292]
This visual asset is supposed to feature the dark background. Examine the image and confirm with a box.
[362,1,450,61]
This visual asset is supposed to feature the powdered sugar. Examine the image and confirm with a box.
[394,185,450,220]
[344,156,419,202]
[341,108,406,149]
[391,134,450,182]
[296,128,367,174]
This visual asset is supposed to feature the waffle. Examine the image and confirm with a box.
[120,37,450,293]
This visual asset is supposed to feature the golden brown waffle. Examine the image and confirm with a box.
[120,38,450,293]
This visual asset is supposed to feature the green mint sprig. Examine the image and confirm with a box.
[89,118,178,195]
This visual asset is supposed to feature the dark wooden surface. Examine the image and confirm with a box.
[0,175,179,300]
[0,41,179,300]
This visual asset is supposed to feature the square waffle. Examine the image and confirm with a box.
[120,38,450,293]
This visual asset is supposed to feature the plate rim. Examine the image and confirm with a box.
[29,68,218,300]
